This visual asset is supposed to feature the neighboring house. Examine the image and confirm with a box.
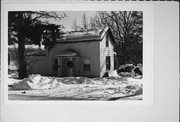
[26,27,116,77]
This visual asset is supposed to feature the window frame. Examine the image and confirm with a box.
[83,58,91,72]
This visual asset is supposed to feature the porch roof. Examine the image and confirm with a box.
[55,50,78,57]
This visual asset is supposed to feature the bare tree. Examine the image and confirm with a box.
[71,19,79,31]
[89,15,103,29]
[89,11,143,64]
[89,17,96,30]
[82,13,89,30]
[89,12,109,30]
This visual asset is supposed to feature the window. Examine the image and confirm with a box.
[52,58,58,72]
[106,35,109,47]
[106,39,109,47]
[106,56,111,70]
[83,59,90,71]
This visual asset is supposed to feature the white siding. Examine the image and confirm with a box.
[99,33,114,77]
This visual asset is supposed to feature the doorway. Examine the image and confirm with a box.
[53,56,79,77]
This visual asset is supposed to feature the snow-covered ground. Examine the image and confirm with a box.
[8,74,142,100]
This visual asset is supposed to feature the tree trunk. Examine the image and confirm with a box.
[18,34,27,79]
[17,13,27,79]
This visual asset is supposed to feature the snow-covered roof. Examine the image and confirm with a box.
[56,27,115,44]
[26,50,46,56]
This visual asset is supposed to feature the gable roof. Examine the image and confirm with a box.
[56,27,115,44]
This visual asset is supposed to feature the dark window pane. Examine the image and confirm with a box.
[83,64,90,71]
[106,56,111,70]
[106,40,109,47]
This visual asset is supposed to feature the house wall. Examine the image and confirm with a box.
[47,41,100,77]
[99,33,115,77]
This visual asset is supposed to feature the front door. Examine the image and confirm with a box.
[57,57,79,77]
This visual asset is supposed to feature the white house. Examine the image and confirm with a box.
[26,27,116,77]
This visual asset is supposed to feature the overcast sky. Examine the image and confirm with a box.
[47,11,97,31]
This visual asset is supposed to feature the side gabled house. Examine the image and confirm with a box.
[26,27,116,77]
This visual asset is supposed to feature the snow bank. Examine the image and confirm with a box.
[12,75,96,90]
[10,74,143,100]
[11,74,142,91]
[12,75,60,90]
[8,78,22,86]
[108,70,121,77]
